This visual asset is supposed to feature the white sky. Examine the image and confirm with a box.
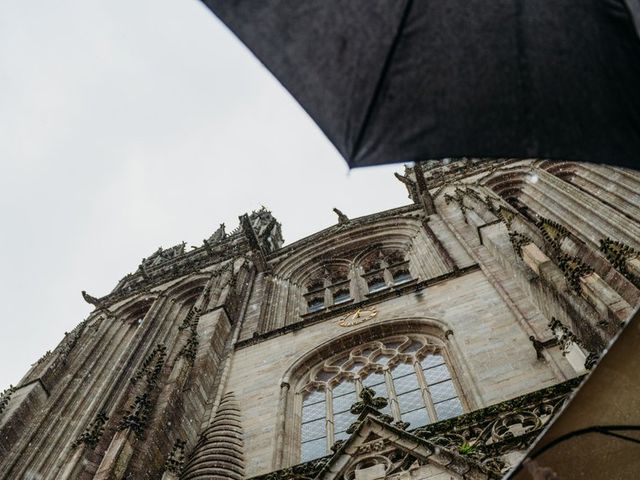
[0,1,409,389]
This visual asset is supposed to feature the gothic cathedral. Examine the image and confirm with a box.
[1,160,638,479]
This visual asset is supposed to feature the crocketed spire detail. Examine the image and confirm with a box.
[181,392,245,480]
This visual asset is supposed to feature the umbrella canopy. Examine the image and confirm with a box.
[201,0,640,169]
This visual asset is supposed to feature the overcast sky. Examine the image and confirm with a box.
[0,1,410,389]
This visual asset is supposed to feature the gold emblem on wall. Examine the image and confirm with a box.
[337,307,378,327]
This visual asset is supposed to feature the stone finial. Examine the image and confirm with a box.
[0,385,16,415]
[209,223,226,243]
[137,263,151,281]
[345,388,394,435]
[350,387,388,415]
[333,208,349,224]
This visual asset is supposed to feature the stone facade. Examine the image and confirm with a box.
[0,160,638,479]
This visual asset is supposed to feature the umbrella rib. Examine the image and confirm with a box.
[349,0,414,162]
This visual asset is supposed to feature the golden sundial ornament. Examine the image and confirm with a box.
[337,307,378,327]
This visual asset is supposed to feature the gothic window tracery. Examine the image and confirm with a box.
[360,249,413,295]
[304,266,352,313]
[298,335,463,462]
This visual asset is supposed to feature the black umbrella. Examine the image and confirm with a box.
[201,0,640,169]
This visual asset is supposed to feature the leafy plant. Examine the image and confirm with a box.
[458,442,475,455]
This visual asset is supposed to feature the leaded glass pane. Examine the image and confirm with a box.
[316,370,335,382]
[359,347,375,358]
[368,278,387,292]
[308,298,325,313]
[302,401,326,422]
[333,290,351,304]
[372,353,392,365]
[397,389,425,413]
[358,379,392,415]
[391,362,414,377]
[346,361,366,372]
[301,437,326,462]
[304,390,325,405]
[435,397,464,420]
[423,364,451,385]
[332,391,357,414]
[361,372,385,388]
[402,408,430,428]
[402,340,422,353]
[393,271,412,284]
[429,380,457,403]
[421,354,445,369]
[332,381,355,396]
[379,402,392,415]
[334,430,350,442]
[393,372,420,394]
[301,417,326,441]
[333,410,356,432]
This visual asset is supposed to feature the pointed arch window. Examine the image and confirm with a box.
[360,249,414,294]
[304,266,352,313]
[298,335,464,462]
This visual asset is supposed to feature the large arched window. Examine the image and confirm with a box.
[298,335,464,462]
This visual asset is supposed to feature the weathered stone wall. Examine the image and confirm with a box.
[0,260,247,480]
[226,268,568,477]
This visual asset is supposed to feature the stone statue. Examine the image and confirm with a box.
[209,223,226,243]
[333,208,349,224]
